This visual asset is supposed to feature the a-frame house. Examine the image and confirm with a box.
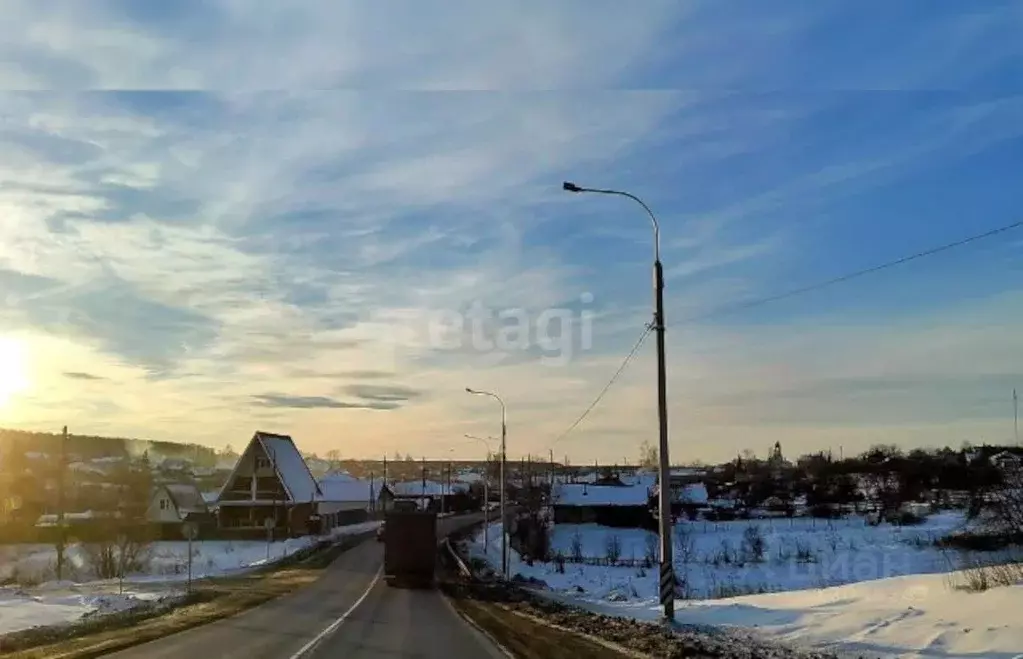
[216,431,322,535]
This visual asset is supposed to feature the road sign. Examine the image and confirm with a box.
[182,521,199,541]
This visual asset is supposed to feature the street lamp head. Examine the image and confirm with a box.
[562,181,582,193]
[465,387,475,394]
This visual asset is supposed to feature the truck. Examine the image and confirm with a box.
[383,510,438,588]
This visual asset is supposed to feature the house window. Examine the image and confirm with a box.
[159,498,169,510]
[256,456,270,470]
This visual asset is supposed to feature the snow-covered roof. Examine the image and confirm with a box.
[679,482,708,505]
[317,474,377,502]
[217,431,321,503]
[258,432,321,502]
[454,470,485,484]
[554,483,650,507]
[390,480,466,497]
[163,483,208,514]
[68,461,108,475]
[35,510,119,526]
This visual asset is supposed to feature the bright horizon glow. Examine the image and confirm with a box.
[0,336,30,410]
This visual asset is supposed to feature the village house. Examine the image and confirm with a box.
[990,450,1022,473]
[552,481,653,528]
[389,479,469,512]
[215,431,323,536]
[147,483,213,537]
[317,472,390,526]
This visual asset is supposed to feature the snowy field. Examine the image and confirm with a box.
[468,517,1023,658]
[486,514,984,600]
[0,521,380,635]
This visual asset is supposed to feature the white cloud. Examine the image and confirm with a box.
[1,2,1020,465]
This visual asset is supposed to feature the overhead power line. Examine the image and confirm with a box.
[547,218,1023,447]
[548,325,652,448]
[677,219,1023,325]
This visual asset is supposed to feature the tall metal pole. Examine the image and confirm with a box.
[465,434,494,552]
[562,181,674,620]
[56,426,67,581]
[466,389,508,579]
[1014,388,1019,446]
[500,408,507,578]
[653,255,674,620]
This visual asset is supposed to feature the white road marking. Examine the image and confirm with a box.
[287,565,383,659]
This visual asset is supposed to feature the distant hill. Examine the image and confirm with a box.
[0,427,218,467]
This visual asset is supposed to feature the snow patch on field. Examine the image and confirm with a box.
[0,521,380,635]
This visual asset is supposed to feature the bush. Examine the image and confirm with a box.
[673,524,696,564]
[83,537,152,580]
[794,540,816,563]
[604,534,622,565]
[569,530,584,562]
[742,525,766,563]
[643,532,657,568]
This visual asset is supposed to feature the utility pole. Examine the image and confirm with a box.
[369,471,375,513]
[446,460,452,514]
[1014,388,1019,446]
[56,426,67,581]
[421,457,427,503]
[549,448,555,492]
[382,455,388,513]
[562,181,675,620]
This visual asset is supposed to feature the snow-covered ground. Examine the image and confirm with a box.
[0,521,380,636]
[482,514,986,600]
[540,571,1023,659]
[0,582,170,635]
[468,517,1023,658]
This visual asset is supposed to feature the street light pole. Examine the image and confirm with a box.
[562,181,674,620]
[465,434,497,552]
[466,388,508,579]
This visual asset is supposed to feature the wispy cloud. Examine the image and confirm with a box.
[252,394,400,411]
[0,1,1020,463]
[62,371,104,381]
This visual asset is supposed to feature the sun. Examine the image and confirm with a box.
[0,336,30,409]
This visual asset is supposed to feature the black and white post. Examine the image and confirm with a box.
[562,181,675,620]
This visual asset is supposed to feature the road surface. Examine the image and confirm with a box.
[107,514,504,659]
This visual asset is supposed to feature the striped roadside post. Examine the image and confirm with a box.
[659,560,675,617]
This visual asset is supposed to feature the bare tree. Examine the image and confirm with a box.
[638,440,658,470]
[983,468,1023,539]
[83,455,153,580]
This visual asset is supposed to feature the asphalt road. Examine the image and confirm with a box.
[106,513,504,659]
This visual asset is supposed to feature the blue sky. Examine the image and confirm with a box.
[0,0,1021,463]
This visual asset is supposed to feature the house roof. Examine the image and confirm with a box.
[317,474,377,502]
[653,481,709,504]
[258,432,322,502]
[162,483,208,514]
[391,479,467,497]
[554,482,650,507]
[216,431,322,503]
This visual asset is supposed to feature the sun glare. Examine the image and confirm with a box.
[0,336,30,409]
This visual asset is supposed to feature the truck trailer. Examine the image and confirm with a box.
[383,510,438,588]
